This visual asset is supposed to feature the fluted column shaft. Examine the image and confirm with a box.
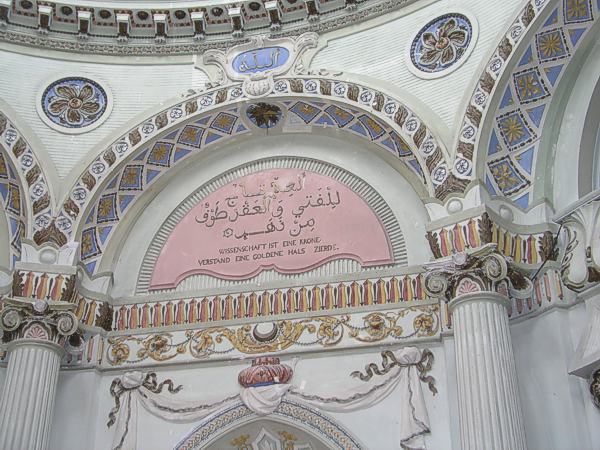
[0,340,62,450]
[450,292,527,450]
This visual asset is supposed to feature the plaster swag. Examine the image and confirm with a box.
[108,347,436,450]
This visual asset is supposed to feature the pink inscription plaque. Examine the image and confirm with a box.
[150,168,392,289]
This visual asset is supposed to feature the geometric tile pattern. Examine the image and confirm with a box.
[512,67,550,104]
[535,28,570,62]
[563,0,594,24]
[0,153,24,265]
[482,0,598,208]
[78,100,423,273]
[455,0,598,208]
[496,110,537,150]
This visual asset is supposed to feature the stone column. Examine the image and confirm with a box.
[426,245,530,450]
[0,297,79,450]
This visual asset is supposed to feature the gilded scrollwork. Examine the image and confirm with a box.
[106,306,439,366]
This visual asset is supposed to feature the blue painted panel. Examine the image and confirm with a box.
[232,47,290,74]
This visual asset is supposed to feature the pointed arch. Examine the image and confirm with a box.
[0,104,55,264]
[174,400,365,450]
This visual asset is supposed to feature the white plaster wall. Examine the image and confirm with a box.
[0,206,10,268]
[108,133,432,298]
[0,48,204,184]
[512,305,599,450]
[313,0,524,135]
[551,38,600,210]
[48,343,454,450]
[49,370,103,450]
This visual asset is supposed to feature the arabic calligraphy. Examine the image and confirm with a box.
[150,169,393,287]
[232,47,290,74]
[194,172,343,241]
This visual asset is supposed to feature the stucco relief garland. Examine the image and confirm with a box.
[106,306,439,366]
[108,347,436,450]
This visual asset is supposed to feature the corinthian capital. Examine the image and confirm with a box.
[424,244,533,301]
[0,297,79,349]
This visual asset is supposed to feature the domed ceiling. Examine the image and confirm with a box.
[0,0,418,55]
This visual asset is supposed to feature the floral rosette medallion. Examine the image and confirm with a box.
[238,357,294,388]
[410,13,474,75]
[40,77,109,130]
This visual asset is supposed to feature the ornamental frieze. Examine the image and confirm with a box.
[105,305,440,367]
[113,274,429,332]
[0,0,415,56]
[426,211,558,265]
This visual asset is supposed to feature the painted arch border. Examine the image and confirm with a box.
[479,0,600,209]
[449,0,600,206]
[174,400,365,450]
[59,75,454,243]
[0,104,55,264]
[136,156,406,293]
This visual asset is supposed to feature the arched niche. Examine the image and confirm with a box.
[105,133,431,298]
[62,77,454,253]
[174,401,365,450]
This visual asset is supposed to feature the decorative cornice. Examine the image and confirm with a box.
[0,0,416,56]
[425,211,558,266]
[113,273,429,332]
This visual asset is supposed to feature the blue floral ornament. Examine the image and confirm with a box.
[41,77,108,129]
[411,14,473,74]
